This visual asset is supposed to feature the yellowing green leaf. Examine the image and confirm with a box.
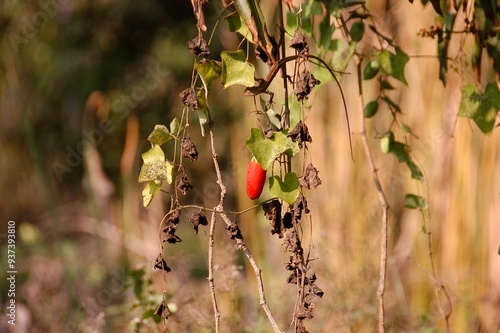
[269,173,300,205]
[147,125,171,146]
[195,59,222,91]
[221,50,255,88]
[224,10,254,42]
[459,83,500,134]
[377,47,409,85]
[138,145,173,184]
[404,193,428,209]
[142,180,162,208]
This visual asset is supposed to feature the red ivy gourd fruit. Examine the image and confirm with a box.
[246,157,266,200]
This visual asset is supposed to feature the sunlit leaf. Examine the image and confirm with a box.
[221,50,255,88]
[170,117,181,135]
[404,193,428,209]
[245,128,300,170]
[138,145,173,184]
[147,125,171,146]
[224,10,254,42]
[196,89,209,136]
[328,39,356,71]
[377,47,409,85]
[459,83,500,134]
[142,180,162,208]
[269,173,300,205]
[195,59,222,91]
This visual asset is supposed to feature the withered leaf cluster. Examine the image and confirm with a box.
[287,120,312,148]
[179,87,198,110]
[295,70,320,102]
[153,253,171,272]
[187,35,210,57]
[190,210,208,234]
[299,164,322,189]
[176,174,193,195]
[163,208,182,244]
[181,137,199,161]
[154,300,171,320]
[225,223,243,240]
[290,29,309,54]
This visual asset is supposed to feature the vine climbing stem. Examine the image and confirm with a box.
[355,58,390,333]
[208,126,284,333]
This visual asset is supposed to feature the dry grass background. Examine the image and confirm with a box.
[0,0,499,332]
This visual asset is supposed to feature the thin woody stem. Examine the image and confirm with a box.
[208,210,220,333]
[355,58,389,333]
[208,128,283,333]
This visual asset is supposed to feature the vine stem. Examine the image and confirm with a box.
[355,58,389,333]
[208,128,283,333]
[208,210,220,333]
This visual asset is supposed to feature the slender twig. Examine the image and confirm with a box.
[355,58,390,333]
[208,210,220,333]
[208,128,284,333]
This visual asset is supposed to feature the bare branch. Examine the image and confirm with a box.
[208,128,284,333]
[355,58,390,333]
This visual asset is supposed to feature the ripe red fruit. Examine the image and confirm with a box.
[246,157,266,200]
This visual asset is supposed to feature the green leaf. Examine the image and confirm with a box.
[245,128,300,170]
[196,89,209,136]
[221,50,255,88]
[328,39,356,71]
[138,145,173,184]
[390,142,424,181]
[381,95,402,113]
[349,21,365,42]
[269,172,300,205]
[364,100,379,118]
[266,109,282,130]
[142,180,162,208]
[380,80,395,90]
[224,10,253,42]
[195,60,222,91]
[459,83,500,134]
[377,47,409,84]
[319,14,336,50]
[404,193,428,209]
[170,117,181,135]
[363,59,379,80]
[147,125,171,146]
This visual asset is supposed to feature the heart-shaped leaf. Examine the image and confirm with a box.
[245,128,300,170]
[147,125,172,146]
[221,50,255,88]
[269,173,300,205]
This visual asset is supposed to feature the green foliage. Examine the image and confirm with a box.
[404,194,428,209]
[195,60,222,91]
[349,21,365,42]
[147,125,173,146]
[245,128,300,170]
[459,83,500,134]
[221,50,255,88]
[377,47,409,85]
[269,173,300,205]
[364,100,379,118]
[390,142,424,181]
[138,144,173,207]
[363,60,380,80]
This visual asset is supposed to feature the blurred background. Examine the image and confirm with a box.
[0,0,499,332]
